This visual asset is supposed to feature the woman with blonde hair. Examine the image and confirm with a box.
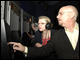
[32,16,56,59]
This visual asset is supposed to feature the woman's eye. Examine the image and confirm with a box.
[38,23,45,25]
[41,23,45,24]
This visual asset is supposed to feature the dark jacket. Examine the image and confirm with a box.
[27,29,79,59]
[33,29,56,46]
[22,32,32,47]
[32,29,57,59]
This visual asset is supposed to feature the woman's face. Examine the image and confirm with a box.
[38,19,47,31]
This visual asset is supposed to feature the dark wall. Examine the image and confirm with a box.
[15,1,79,29]
[35,5,55,28]
[15,1,36,16]
[15,1,56,29]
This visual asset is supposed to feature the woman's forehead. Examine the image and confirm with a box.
[38,19,46,23]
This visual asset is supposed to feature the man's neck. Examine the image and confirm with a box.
[66,22,76,32]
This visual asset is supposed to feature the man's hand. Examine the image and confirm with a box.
[7,42,25,52]
[77,56,79,59]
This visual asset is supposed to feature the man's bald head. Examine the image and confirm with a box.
[60,5,78,20]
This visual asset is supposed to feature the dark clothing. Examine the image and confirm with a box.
[27,29,79,59]
[33,29,56,46]
[32,29,57,59]
[22,32,32,47]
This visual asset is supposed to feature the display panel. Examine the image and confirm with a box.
[1,19,14,59]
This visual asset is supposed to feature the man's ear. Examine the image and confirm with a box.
[70,13,75,19]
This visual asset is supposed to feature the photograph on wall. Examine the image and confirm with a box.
[11,1,13,10]
[14,6,17,14]
[18,9,20,16]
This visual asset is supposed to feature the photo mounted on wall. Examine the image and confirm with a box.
[29,17,31,23]
[26,16,29,22]
[14,6,17,14]
[29,17,32,32]
[18,9,20,16]
[23,15,27,21]
[11,1,13,10]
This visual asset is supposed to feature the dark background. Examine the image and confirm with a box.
[15,1,79,30]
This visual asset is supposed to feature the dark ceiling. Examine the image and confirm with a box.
[32,1,79,6]
[32,1,79,17]
[32,1,79,29]
[32,1,79,11]
[32,1,60,5]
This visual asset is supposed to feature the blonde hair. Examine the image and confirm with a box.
[38,16,51,23]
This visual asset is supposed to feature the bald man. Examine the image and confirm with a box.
[8,5,79,59]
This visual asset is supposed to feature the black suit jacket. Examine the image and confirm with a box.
[27,29,79,59]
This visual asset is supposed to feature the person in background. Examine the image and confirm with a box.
[22,22,38,47]
[8,5,79,59]
[29,22,39,47]
[31,22,39,39]
[22,31,33,47]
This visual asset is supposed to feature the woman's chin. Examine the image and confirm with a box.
[39,29,43,31]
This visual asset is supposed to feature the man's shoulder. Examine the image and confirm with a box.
[52,29,64,34]
[55,29,65,35]
[51,29,56,32]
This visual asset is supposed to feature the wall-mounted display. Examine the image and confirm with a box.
[11,2,13,10]
[14,6,17,13]
[18,9,20,16]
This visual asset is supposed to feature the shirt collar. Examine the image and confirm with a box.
[64,22,79,32]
